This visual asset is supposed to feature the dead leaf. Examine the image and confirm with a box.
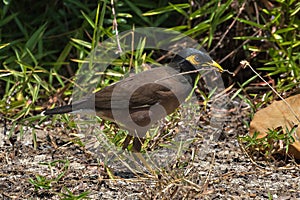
[249,94,300,159]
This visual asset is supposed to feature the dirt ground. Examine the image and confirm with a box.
[0,98,300,199]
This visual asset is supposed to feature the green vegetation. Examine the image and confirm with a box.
[239,126,296,161]
[1,1,299,114]
[29,160,70,190]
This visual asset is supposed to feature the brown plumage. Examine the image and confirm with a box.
[43,48,223,151]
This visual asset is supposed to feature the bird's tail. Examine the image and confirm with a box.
[41,95,94,116]
[41,104,72,115]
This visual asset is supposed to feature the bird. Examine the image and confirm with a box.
[42,48,223,152]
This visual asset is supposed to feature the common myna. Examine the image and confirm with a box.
[43,48,223,151]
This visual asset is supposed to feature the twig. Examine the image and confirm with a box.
[241,60,300,123]
[111,0,122,53]
[210,1,246,53]
[154,68,234,83]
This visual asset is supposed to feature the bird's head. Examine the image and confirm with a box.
[177,48,223,72]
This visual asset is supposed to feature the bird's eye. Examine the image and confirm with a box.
[194,55,200,62]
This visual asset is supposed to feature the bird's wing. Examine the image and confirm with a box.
[95,67,188,110]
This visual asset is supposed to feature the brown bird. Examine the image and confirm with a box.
[43,48,223,151]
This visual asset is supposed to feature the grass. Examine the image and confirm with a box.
[29,160,70,190]
[2,1,298,122]
[239,126,296,161]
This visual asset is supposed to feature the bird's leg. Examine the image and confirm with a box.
[132,137,145,152]
[122,134,133,150]
[122,134,145,152]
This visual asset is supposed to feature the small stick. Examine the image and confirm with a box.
[241,60,300,123]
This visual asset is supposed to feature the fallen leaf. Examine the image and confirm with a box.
[249,94,300,159]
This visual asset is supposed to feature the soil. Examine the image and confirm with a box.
[0,97,299,199]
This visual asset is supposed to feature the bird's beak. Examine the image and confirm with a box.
[209,60,223,72]
[185,54,223,72]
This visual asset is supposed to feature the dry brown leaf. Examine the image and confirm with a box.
[249,94,300,159]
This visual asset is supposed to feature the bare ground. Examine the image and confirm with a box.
[0,98,300,199]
